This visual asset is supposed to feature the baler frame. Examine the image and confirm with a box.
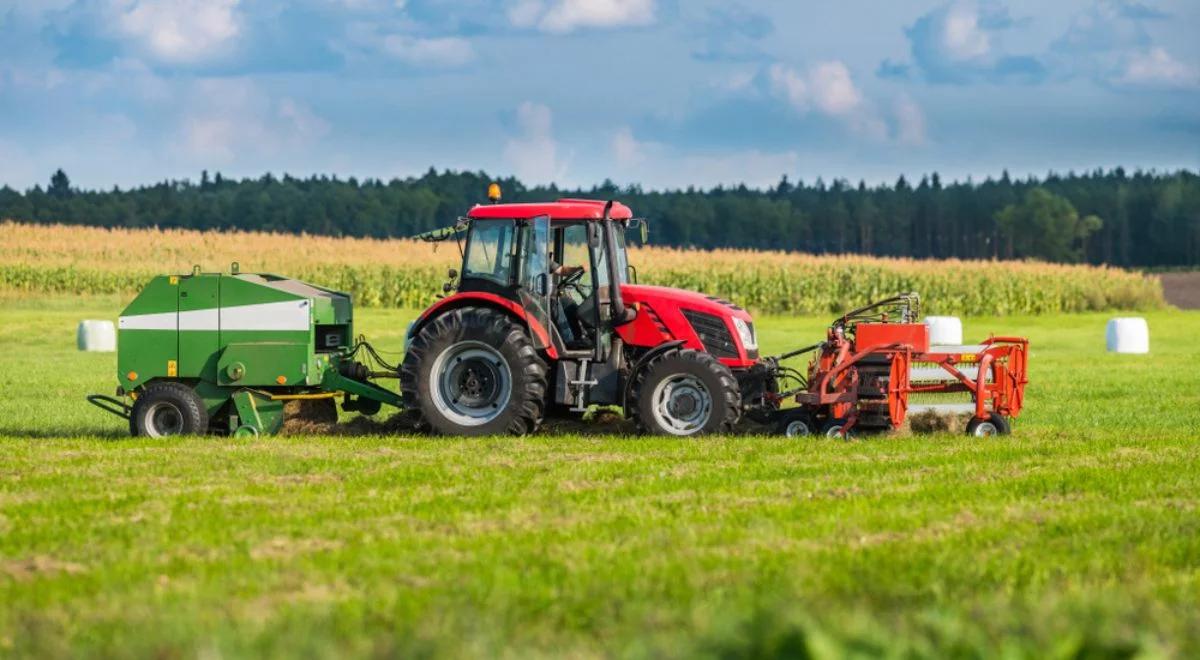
[762,294,1030,437]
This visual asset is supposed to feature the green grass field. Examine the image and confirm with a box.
[2,295,1198,658]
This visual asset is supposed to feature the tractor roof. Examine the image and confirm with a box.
[467,199,633,222]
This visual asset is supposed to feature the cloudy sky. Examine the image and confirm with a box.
[1,0,1197,191]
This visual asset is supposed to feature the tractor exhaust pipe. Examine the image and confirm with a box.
[603,200,636,326]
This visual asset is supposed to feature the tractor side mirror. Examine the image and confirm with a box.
[534,273,549,296]
[447,268,458,280]
[628,218,648,245]
[588,225,601,249]
[443,282,454,294]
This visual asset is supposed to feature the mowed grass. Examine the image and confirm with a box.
[1,294,1198,658]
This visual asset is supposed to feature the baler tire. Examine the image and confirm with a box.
[631,349,740,437]
[966,413,1011,437]
[130,381,209,438]
[822,418,857,440]
[775,409,814,438]
[400,307,548,436]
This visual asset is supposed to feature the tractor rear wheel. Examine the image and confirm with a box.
[400,307,548,436]
[632,350,740,436]
[130,381,209,438]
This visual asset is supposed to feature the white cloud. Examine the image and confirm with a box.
[1113,47,1199,89]
[508,0,654,34]
[892,94,927,146]
[503,101,570,185]
[381,35,475,68]
[177,80,328,163]
[807,61,863,116]
[766,61,924,144]
[768,61,864,117]
[112,0,243,65]
[611,126,644,167]
[941,2,991,61]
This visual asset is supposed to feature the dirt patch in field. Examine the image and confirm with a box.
[3,556,86,581]
[1160,272,1200,309]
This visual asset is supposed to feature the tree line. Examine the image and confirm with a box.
[2,167,1197,267]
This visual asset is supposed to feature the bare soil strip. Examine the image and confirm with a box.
[1160,272,1200,309]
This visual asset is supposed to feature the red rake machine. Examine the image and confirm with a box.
[764,294,1029,438]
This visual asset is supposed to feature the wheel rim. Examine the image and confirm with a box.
[145,401,184,437]
[824,424,844,438]
[785,419,811,437]
[431,341,513,427]
[972,421,998,437]
[651,375,713,436]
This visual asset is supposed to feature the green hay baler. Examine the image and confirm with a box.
[88,266,403,437]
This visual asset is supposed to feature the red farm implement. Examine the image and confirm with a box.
[766,294,1029,438]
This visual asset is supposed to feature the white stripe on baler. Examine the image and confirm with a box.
[118,312,176,330]
[119,300,310,332]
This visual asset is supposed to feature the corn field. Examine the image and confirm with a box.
[0,221,1164,315]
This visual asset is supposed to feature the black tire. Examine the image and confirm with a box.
[966,413,1011,437]
[400,307,548,436]
[130,381,209,438]
[632,349,740,436]
[775,409,814,437]
[821,418,856,439]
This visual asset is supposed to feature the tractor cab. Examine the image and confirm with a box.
[451,197,638,360]
[402,188,760,437]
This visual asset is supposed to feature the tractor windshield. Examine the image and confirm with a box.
[463,220,518,285]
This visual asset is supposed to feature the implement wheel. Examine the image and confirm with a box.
[400,307,548,436]
[130,381,209,438]
[966,413,1011,437]
[632,350,740,436]
[775,410,814,438]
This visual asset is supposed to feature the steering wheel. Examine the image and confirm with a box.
[558,267,586,292]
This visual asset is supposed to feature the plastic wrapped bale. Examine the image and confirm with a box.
[77,320,116,352]
[1106,317,1149,354]
[923,316,962,346]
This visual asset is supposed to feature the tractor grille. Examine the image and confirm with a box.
[682,310,739,359]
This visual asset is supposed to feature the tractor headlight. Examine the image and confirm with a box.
[732,317,757,351]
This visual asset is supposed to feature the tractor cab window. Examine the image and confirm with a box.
[559,224,594,298]
[463,220,517,285]
[613,228,629,284]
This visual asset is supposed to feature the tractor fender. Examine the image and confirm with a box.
[621,339,686,415]
[411,292,559,360]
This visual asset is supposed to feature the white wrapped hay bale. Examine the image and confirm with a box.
[77,320,116,352]
[924,316,963,346]
[1106,317,1149,354]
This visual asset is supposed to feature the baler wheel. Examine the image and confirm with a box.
[130,381,209,438]
[400,307,548,436]
[822,418,857,440]
[776,410,814,438]
[966,413,1011,437]
[632,349,740,436]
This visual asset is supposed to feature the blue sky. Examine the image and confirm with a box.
[0,0,1197,191]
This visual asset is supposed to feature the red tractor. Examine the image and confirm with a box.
[399,191,1029,438]
[400,194,766,436]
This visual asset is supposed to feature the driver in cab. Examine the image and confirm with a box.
[550,258,586,348]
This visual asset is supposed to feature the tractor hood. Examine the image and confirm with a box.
[617,284,759,367]
[620,284,754,322]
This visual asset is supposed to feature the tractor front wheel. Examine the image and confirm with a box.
[400,307,548,436]
[633,350,740,436]
[130,381,209,437]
